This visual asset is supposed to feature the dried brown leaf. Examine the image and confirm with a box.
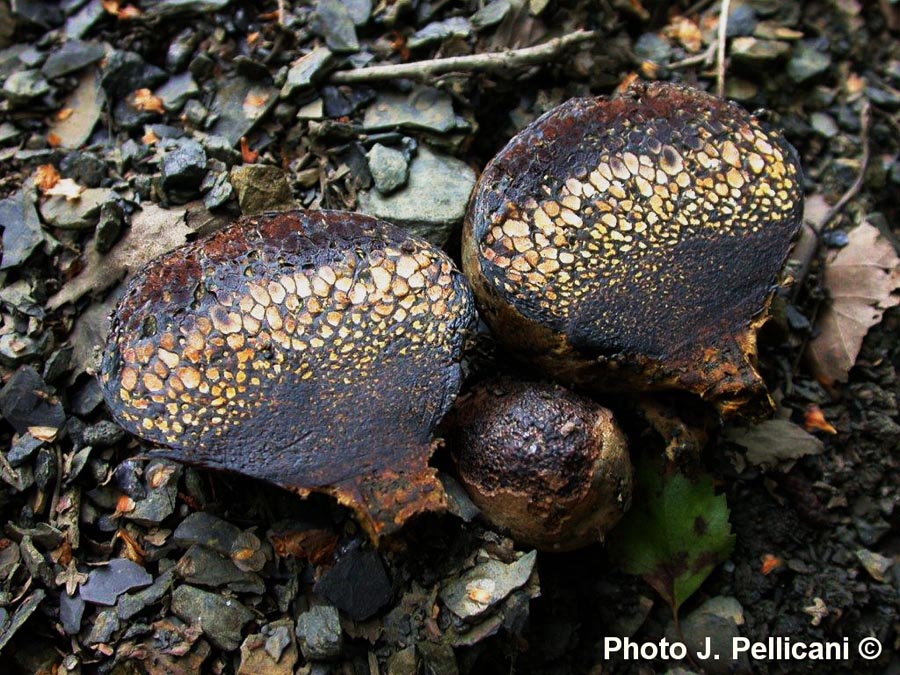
[131,88,165,114]
[47,203,193,310]
[723,418,824,469]
[34,164,61,191]
[807,222,900,383]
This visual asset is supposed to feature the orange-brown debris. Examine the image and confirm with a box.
[464,82,804,418]
[101,210,476,540]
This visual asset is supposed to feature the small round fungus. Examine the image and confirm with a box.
[446,378,633,551]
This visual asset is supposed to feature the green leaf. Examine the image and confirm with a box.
[609,455,735,616]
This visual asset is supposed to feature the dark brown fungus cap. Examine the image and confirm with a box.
[463,82,804,419]
[446,378,632,551]
[100,210,476,541]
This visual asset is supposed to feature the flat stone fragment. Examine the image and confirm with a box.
[117,569,174,620]
[787,43,832,83]
[171,584,254,651]
[0,366,65,435]
[313,548,392,621]
[2,69,49,106]
[730,37,791,66]
[78,558,153,605]
[0,590,45,652]
[363,87,457,134]
[0,190,44,269]
[175,544,264,591]
[280,47,334,99]
[156,72,200,111]
[295,605,343,661]
[59,591,85,635]
[209,77,277,146]
[311,0,359,53]
[41,40,106,79]
[358,146,476,245]
[173,512,242,556]
[49,67,104,149]
[140,0,232,16]
[85,608,120,645]
[408,17,472,49]
[440,550,536,620]
[39,188,113,230]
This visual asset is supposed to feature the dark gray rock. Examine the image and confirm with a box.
[65,0,106,39]
[0,366,64,435]
[314,548,392,621]
[95,199,125,253]
[726,4,758,37]
[171,584,254,651]
[8,433,43,466]
[117,570,175,620]
[100,50,167,99]
[173,512,242,555]
[810,112,839,138]
[60,151,107,187]
[472,0,511,31]
[59,591,85,635]
[160,139,207,200]
[209,77,277,146]
[230,164,293,215]
[0,590,45,652]
[311,0,359,53]
[0,333,47,367]
[730,37,791,67]
[408,17,471,50]
[358,146,476,246]
[156,72,199,112]
[39,188,113,230]
[367,143,408,194]
[280,47,334,99]
[787,43,831,83]
[127,460,180,525]
[41,40,105,79]
[634,33,672,65]
[363,87,457,133]
[79,558,153,606]
[342,0,371,26]
[10,0,63,28]
[0,190,44,269]
[167,28,201,71]
[2,69,50,105]
[175,544,265,593]
[295,606,343,660]
[85,608,120,645]
[202,170,233,209]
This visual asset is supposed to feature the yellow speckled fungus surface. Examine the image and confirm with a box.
[101,210,475,539]
[463,82,804,418]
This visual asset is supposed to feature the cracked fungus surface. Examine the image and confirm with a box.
[467,82,803,360]
[100,210,475,492]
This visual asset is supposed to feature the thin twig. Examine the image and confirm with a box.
[789,99,872,302]
[669,41,717,70]
[816,100,873,231]
[329,30,597,84]
[716,0,731,98]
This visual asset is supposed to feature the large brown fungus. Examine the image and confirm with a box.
[446,378,632,551]
[463,82,804,418]
[101,210,476,540]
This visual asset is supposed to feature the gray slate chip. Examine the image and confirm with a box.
[40,188,113,230]
[311,0,359,53]
[314,548,392,621]
[173,512,243,555]
[171,584,254,651]
[440,550,536,620]
[41,40,106,79]
[0,366,65,434]
[209,77,278,146]
[363,87,457,134]
[0,190,44,269]
[79,558,153,606]
[280,46,334,99]
[295,605,343,660]
[156,72,200,111]
[0,590,45,652]
[367,144,408,195]
[59,591,85,635]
